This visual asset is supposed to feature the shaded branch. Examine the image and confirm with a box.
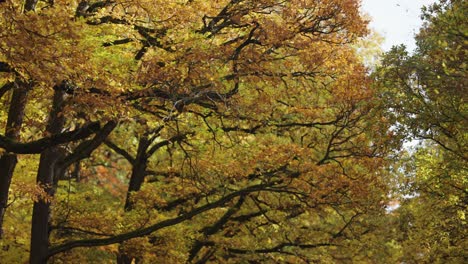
[221,124,262,134]
[104,140,135,164]
[0,82,14,100]
[188,196,246,262]
[0,122,100,154]
[146,133,192,158]
[275,120,339,128]
[102,38,134,47]
[332,212,361,239]
[0,62,14,73]
[53,226,113,238]
[198,0,244,36]
[231,210,266,222]
[47,183,277,258]
[228,242,336,254]
[57,121,117,170]
[154,189,218,212]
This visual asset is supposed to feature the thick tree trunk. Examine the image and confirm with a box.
[29,88,66,264]
[0,84,29,238]
[30,149,62,264]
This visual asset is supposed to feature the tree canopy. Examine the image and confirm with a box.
[0,0,466,263]
[375,0,467,262]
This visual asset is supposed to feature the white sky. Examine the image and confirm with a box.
[360,0,437,51]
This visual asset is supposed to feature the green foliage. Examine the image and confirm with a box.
[376,0,467,262]
[1,0,465,263]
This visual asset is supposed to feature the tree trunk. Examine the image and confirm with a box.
[124,136,150,211]
[119,137,149,263]
[124,158,148,211]
[0,84,29,238]
[1,0,39,241]
[29,88,66,264]
[116,251,134,264]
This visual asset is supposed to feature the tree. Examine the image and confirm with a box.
[0,1,32,237]
[376,0,467,262]
[1,0,395,263]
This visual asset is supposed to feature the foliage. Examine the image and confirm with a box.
[1,0,465,263]
[376,0,467,262]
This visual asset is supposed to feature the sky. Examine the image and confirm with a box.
[360,0,437,52]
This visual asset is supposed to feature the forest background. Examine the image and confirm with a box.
[0,0,466,263]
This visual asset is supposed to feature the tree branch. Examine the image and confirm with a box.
[47,183,276,258]
[0,122,101,154]
[104,140,135,164]
[57,121,117,171]
[228,242,336,254]
[188,196,246,262]
[102,38,134,47]
[146,133,192,158]
[0,82,14,100]
[0,62,14,73]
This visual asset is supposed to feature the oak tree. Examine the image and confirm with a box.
[0,0,396,263]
